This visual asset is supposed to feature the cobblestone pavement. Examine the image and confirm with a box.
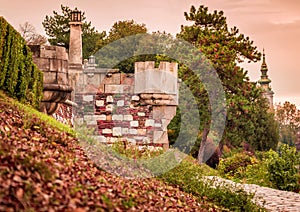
[204,176,300,212]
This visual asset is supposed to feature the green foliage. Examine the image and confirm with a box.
[96,20,148,72]
[275,101,300,146]
[112,141,164,159]
[160,156,264,211]
[265,144,300,191]
[218,152,258,178]
[0,17,43,108]
[0,91,76,137]
[42,5,106,59]
[173,5,279,158]
[217,148,300,191]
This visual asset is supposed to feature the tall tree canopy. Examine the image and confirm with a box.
[42,5,106,60]
[275,101,300,146]
[174,5,278,161]
[95,20,148,72]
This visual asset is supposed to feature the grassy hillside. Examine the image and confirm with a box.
[0,91,264,211]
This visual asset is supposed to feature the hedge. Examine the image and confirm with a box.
[0,16,43,108]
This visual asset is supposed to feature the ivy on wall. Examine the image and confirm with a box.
[0,17,43,108]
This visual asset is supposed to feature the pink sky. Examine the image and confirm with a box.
[1,0,300,107]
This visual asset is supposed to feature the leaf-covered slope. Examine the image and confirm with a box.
[0,95,218,211]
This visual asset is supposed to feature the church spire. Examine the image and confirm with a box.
[258,49,274,108]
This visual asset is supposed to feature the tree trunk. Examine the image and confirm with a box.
[197,127,210,164]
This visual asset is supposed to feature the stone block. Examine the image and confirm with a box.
[112,127,122,136]
[131,95,140,101]
[130,121,139,127]
[106,104,114,112]
[112,114,123,121]
[137,129,147,135]
[122,128,129,134]
[153,131,168,144]
[95,100,105,107]
[102,129,112,134]
[106,73,121,85]
[137,112,145,116]
[124,114,133,121]
[106,115,112,121]
[83,95,94,102]
[96,114,106,121]
[106,95,114,103]
[105,84,123,93]
[117,100,125,107]
[129,129,138,135]
[162,119,172,131]
[145,119,155,127]
[154,123,162,128]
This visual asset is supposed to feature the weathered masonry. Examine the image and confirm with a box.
[75,61,179,149]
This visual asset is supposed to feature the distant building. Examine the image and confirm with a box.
[258,49,274,109]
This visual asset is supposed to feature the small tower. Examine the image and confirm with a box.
[258,49,274,108]
[69,7,83,73]
[68,8,83,101]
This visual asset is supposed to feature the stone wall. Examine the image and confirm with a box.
[75,61,179,148]
[29,45,73,125]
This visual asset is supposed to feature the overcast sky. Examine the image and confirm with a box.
[1,0,300,107]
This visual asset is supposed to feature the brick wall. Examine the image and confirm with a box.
[74,61,178,148]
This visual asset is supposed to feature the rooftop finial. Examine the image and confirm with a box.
[262,48,266,65]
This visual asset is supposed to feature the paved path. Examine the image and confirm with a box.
[204,176,300,212]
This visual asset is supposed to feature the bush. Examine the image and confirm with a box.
[0,17,43,108]
[218,152,258,178]
[160,156,264,211]
[265,144,300,191]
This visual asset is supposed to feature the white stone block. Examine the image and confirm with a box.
[154,123,162,128]
[162,119,170,130]
[137,112,145,116]
[122,128,129,134]
[153,131,163,143]
[130,121,139,127]
[106,95,114,103]
[95,100,105,107]
[145,119,155,127]
[112,114,123,121]
[129,129,138,135]
[112,127,122,136]
[95,114,106,121]
[102,129,112,134]
[131,95,140,101]
[83,95,93,102]
[106,104,113,112]
[124,114,133,121]
[105,85,124,93]
[117,100,125,107]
